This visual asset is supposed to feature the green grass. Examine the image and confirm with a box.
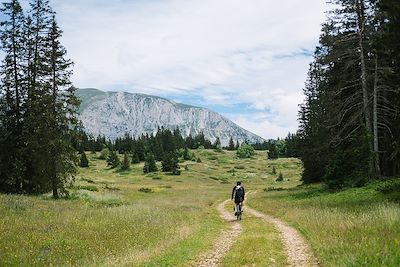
[1,150,399,266]
[249,182,400,267]
[220,204,287,267]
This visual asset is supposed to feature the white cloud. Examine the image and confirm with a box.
[48,0,328,139]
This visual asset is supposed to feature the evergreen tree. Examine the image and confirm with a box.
[0,0,26,193]
[143,152,157,173]
[107,150,120,168]
[80,152,89,168]
[131,151,140,164]
[161,151,179,173]
[268,144,278,160]
[228,137,235,150]
[121,152,130,170]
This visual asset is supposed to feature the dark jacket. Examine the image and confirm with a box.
[232,185,245,204]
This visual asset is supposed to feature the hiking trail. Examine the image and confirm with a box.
[194,200,242,267]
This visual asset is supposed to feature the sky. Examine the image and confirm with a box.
[24,0,329,139]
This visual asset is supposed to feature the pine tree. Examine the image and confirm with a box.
[121,152,130,170]
[161,151,179,173]
[228,137,235,150]
[143,152,157,173]
[0,0,26,193]
[80,152,89,168]
[107,150,120,168]
[268,144,278,160]
[131,151,140,164]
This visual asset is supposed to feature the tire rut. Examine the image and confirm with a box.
[246,207,319,267]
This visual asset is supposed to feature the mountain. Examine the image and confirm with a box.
[76,88,265,146]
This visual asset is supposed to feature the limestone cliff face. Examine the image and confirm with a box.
[77,88,264,146]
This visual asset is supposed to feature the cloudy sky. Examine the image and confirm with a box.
[42,0,328,139]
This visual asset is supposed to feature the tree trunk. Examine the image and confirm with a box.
[356,0,374,178]
[373,52,381,178]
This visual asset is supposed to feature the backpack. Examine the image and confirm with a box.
[235,186,244,201]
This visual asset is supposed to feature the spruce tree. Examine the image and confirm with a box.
[80,152,89,168]
[121,152,130,170]
[107,150,120,168]
[0,0,26,193]
[228,137,235,150]
[143,152,157,173]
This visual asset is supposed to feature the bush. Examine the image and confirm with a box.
[98,148,109,160]
[77,185,98,192]
[376,179,400,194]
[196,157,202,163]
[237,144,255,158]
[272,166,277,174]
[138,187,153,193]
[276,171,284,182]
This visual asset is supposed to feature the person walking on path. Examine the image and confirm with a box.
[231,181,245,216]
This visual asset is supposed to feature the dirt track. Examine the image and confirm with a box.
[194,200,242,267]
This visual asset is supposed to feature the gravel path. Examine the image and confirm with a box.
[246,207,319,267]
[194,200,242,267]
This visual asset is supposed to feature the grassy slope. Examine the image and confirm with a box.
[0,151,399,266]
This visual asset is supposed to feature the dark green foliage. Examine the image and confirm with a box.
[161,151,179,173]
[80,152,89,168]
[107,150,120,168]
[182,147,191,161]
[276,172,284,182]
[237,143,255,158]
[227,137,235,150]
[131,152,140,164]
[143,153,157,173]
[376,179,400,194]
[297,0,400,188]
[121,152,130,170]
[0,0,80,197]
[138,187,153,193]
[272,166,277,175]
[268,145,278,160]
[196,157,202,163]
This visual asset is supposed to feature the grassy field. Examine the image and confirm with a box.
[0,149,399,266]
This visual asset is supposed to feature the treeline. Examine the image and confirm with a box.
[0,0,79,197]
[76,128,230,161]
[252,133,301,159]
[298,0,400,188]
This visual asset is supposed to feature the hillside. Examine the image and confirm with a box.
[76,88,265,146]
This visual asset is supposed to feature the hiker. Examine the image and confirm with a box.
[231,181,245,215]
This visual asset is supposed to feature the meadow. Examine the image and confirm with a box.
[0,149,399,266]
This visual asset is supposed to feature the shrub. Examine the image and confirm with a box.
[139,187,153,193]
[276,171,284,182]
[272,166,277,174]
[98,148,109,160]
[196,157,202,163]
[77,185,98,192]
[376,179,400,194]
[237,144,255,158]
